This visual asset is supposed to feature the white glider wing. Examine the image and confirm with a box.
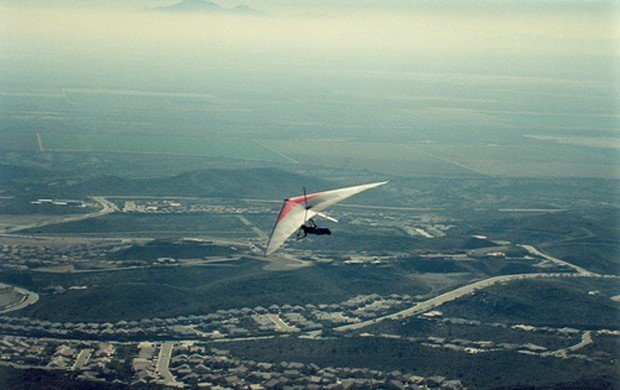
[265,181,388,255]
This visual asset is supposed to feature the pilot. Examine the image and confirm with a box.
[298,219,331,239]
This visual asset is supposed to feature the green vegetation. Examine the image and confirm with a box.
[440,278,620,329]
[0,6,617,388]
[418,142,619,177]
[266,139,484,178]
[106,239,237,262]
[359,317,579,350]
[226,336,618,389]
[483,208,619,246]
[477,208,620,275]
[42,133,289,163]
[582,334,620,362]
[544,242,620,276]
[15,167,331,199]
[395,258,468,273]
[295,231,421,253]
[0,260,432,322]
[0,130,38,152]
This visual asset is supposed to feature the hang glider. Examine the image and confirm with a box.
[265,181,388,255]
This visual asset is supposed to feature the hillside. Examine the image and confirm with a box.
[42,168,330,199]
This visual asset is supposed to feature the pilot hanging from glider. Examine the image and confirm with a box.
[296,187,332,240]
[265,181,388,255]
[297,218,331,239]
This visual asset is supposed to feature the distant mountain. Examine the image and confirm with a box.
[150,0,223,12]
[146,0,264,15]
[230,4,264,15]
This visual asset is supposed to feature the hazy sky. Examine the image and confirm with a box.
[2,1,616,66]
[0,0,617,178]
[0,0,617,12]
[0,1,616,118]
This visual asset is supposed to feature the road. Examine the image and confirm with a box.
[3,196,117,234]
[0,283,39,314]
[544,331,593,357]
[236,215,268,241]
[266,314,298,332]
[257,252,312,271]
[569,331,594,352]
[519,244,597,276]
[156,342,182,388]
[399,143,490,177]
[71,349,92,371]
[254,140,299,164]
[498,208,567,212]
[0,195,609,339]
[336,271,608,332]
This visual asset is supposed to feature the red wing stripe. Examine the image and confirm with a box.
[276,193,321,223]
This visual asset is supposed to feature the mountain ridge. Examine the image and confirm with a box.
[146,0,264,15]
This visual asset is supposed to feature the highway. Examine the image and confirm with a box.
[335,245,605,332]
[3,196,117,234]
[336,271,610,332]
[0,197,118,314]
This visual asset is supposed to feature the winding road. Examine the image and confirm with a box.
[0,197,117,313]
[3,196,117,234]
[0,283,39,314]
[335,246,612,332]
[519,244,597,276]
[0,194,613,340]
